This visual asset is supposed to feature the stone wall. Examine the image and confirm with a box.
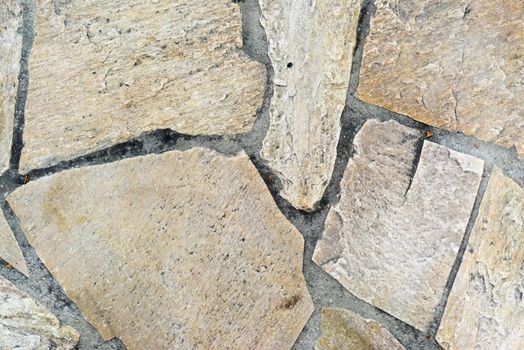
[1,0,523,349]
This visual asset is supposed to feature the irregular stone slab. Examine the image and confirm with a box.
[21,0,266,173]
[316,307,405,350]
[0,211,28,275]
[0,275,79,349]
[357,0,524,157]
[259,0,361,211]
[0,0,21,173]
[313,120,483,331]
[437,167,524,349]
[8,148,313,350]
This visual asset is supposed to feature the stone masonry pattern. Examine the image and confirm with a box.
[0,0,523,349]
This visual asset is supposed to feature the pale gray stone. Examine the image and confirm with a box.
[0,275,79,350]
[259,0,361,211]
[313,119,483,331]
[357,0,524,157]
[21,0,266,173]
[0,0,21,172]
[8,148,313,350]
[316,307,405,350]
[0,211,27,275]
[437,167,524,349]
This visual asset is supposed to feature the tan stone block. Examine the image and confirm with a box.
[313,119,483,331]
[0,212,27,275]
[357,0,524,156]
[21,0,266,172]
[259,0,361,211]
[9,148,313,350]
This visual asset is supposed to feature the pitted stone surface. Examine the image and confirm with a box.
[437,167,524,350]
[0,275,79,349]
[357,0,524,157]
[0,0,21,173]
[259,0,361,211]
[0,212,27,275]
[21,0,266,173]
[315,307,405,350]
[8,148,313,350]
[313,119,483,331]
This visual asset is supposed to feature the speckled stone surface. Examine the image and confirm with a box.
[21,0,266,173]
[437,167,524,349]
[259,0,361,211]
[0,211,27,275]
[0,0,21,172]
[315,307,405,350]
[8,148,313,350]
[357,0,524,157]
[313,119,483,331]
[0,275,79,349]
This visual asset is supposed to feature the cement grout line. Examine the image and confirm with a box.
[1,0,523,349]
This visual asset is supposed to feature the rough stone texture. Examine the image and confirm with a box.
[259,0,361,211]
[315,307,405,350]
[437,167,524,349]
[0,211,27,275]
[8,148,313,350]
[0,275,79,349]
[313,119,484,331]
[20,0,266,173]
[357,0,524,157]
[0,0,21,173]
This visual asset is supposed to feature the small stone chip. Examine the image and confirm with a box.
[0,210,27,275]
[8,148,313,350]
[0,275,79,349]
[357,0,524,157]
[21,0,266,172]
[437,167,524,349]
[259,0,361,211]
[313,119,483,331]
[316,308,405,350]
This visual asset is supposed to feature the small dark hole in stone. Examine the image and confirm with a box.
[287,62,293,68]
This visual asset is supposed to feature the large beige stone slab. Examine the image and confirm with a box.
[0,275,79,349]
[8,148,313,350]
[315,307,405,350]
[0,211,27,275]
[357,0,524,157]
[0,0,21,173]
[313,119,483,331]
[259,0,361,211]
[437,167,524,349]
[21,0,266,173]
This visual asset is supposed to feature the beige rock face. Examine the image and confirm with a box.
[315,307,405,350]
[0,0,21,173]
[8,148,313,350]
[437,167,524,349]
[0,275,79,349]
[357,0,524,157]
[259,0,361,211]
[21,0,266,173]
[0,212,27,275]
[313,119,483,331]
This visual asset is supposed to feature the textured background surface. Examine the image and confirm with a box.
[1,0,524,349]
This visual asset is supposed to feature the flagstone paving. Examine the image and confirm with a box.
[20,0,265,173]
[313,119,483,331]
[8,148,313,350]
[357,0,524,157]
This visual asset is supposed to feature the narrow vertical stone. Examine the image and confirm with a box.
[0,211,27,275]
[437,167,524,349]
[259,0,361,211]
